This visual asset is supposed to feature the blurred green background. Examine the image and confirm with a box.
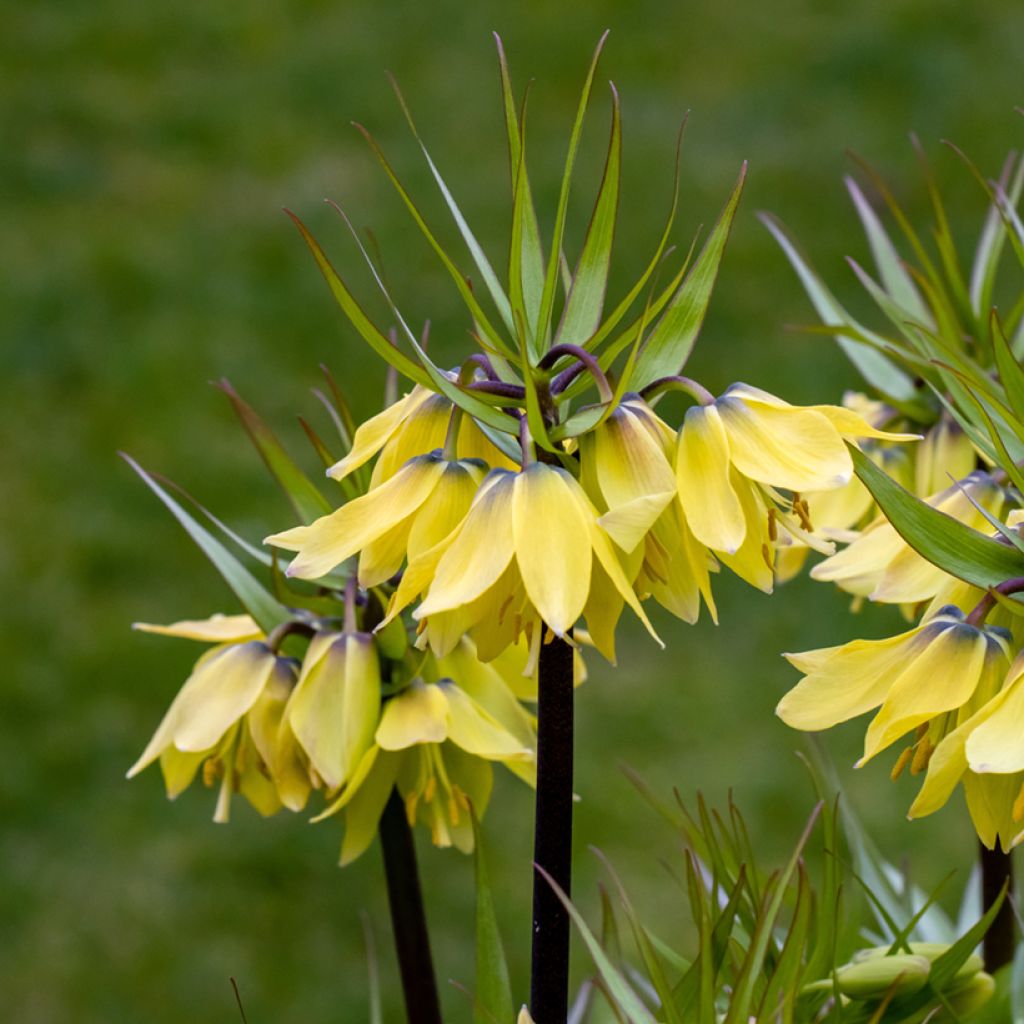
[5,0,1023,1019]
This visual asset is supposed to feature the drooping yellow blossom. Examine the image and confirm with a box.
[777,606,1012,768]
[675,383,913,592]
[388,462,660,663]
[327,385,515,485]
[127,614,302,822]
[810,472,1005,604]
[314,650,536,864]
[914,414,977,498]
[283,630,381,791]
[580,396,717,632]
[267,452,486,585]
[910,649,1024,850]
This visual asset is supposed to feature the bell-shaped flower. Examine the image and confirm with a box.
[314,672,535,865]
[580,397,717,633]
[327,385,515,486]
[910,649,1024,850]
[914,414,976,498]
[676,384,913,579]
[267,452,486,585]
[777,606,1013,767]
[810,473,1005,604]
[127,618,303,822]
[283,630,381,791]
[391,462,660,663]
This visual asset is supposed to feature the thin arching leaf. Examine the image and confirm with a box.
[122,455,289,634]
[472,814,515,1024]
[557,83,622,347]
[761,212,916,400]
[216,380,332,525]
[850,443,1024,589]
[533,32,610,359]
[286,211,431,387]
[632,163,746,389]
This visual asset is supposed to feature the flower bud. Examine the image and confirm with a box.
[834,953,931,999]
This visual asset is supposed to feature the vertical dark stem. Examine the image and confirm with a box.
[980,842,1016,971]
[530,634,575,1024]
[379,789,443,1024]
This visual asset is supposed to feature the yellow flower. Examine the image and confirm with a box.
[580,397,717,630]
[675,383,913,593]
[267,453,486,585]
[327,385,515,485]
[283,630,381,791]
[914,414,976,498]
[810,473,1005,604]
[314,648,535,864]
[127,614,301,822]
[391,462,660,663]
[910,649,1024,850]
[777,606,1012,767]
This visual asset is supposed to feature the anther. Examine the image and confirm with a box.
[890,747,914,781]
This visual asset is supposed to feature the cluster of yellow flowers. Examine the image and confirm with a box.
[777,400,1024,850]
[129,376,906,858]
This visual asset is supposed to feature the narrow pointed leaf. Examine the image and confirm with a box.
[534,32,610,358]
[632,163,746,389]
[472,814,515,1024]
[850,443,1024,589]
[557,84,622,347]
[286,211,431,386]
[761,212,916,399]
[122,455,289,633]
[216,380,332,524]
[353,124,515,360]
[535,865,658,1024]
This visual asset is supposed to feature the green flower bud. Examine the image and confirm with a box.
[835,953,931,999]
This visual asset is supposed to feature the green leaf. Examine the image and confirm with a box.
[327,201,523,438]
[352,124,516,360]
[285,211,432,387]
[359,913,383,1024]
[970,152,1024,322]
[557,84,621,348]
[389,74,515,336]
[533,32,610,359]
[845,176,931,324]
[494,35,545,344]
[761,212,916,400]
[850,443,1024,590]
[632,163,746,389]
[993,312,1024,426]
[216,380,332,525]
[535,864,658,1024]
[122,454,290,634]
[472,814,515,1024]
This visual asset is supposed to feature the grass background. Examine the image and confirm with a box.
[4,0,1023,1019]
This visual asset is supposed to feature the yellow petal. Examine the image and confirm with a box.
[966,677,1024,774]
[127,642,275,776]
[287,633,381,789]
[592,406,675,551]
[268,454,445,581]
[438,681,533,760]
[568,475,661,646]
[358,518,415,588]
[405,461,483,561]
[416,471,516,617]
[778,628,923,731]
[512,464,592,636]
[133,613,262,643]
[158,746,207,799]
[963,771,1021,851]
[246,656,297,770]
[717,390,851,491]
[370,393,450,486]
[457,416,518,470]
[375,680,450,749]
[863,625,987,761]
[340,749,403,866]
[327,386,431,481]
[676,404,746,553]
[716,473,774,593]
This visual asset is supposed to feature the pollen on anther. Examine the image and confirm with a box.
[890,746,914,781]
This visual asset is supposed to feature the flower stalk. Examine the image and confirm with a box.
[530,632,575,1024]
[979,841,1016,971]
[379,789,443,1024]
